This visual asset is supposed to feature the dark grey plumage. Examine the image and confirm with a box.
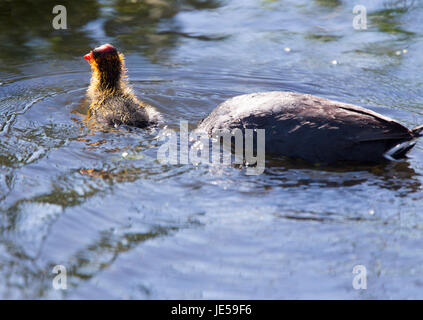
[198,91,422,164]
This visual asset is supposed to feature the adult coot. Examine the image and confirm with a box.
[198,91,423,164]
[84,44,160,128]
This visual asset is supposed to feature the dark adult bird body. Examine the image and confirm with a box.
[198,91,422,164]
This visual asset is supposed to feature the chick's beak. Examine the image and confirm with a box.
[84,51,93,62]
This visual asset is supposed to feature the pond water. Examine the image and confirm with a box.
[0,0,423,299]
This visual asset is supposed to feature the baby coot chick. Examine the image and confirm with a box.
[198,91,423,164]
[84,44,160,128]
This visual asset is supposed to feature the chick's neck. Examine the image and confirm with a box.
[90,55,126,96]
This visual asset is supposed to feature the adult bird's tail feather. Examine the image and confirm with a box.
[383,125,422,161]
[384,139,416,161]
[412,124,423,137]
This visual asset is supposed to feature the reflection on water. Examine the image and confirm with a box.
[0,0,423,299]
[0,0,100,63]
[0,0,222,65]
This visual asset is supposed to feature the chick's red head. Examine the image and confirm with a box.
[84,44,118,63]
